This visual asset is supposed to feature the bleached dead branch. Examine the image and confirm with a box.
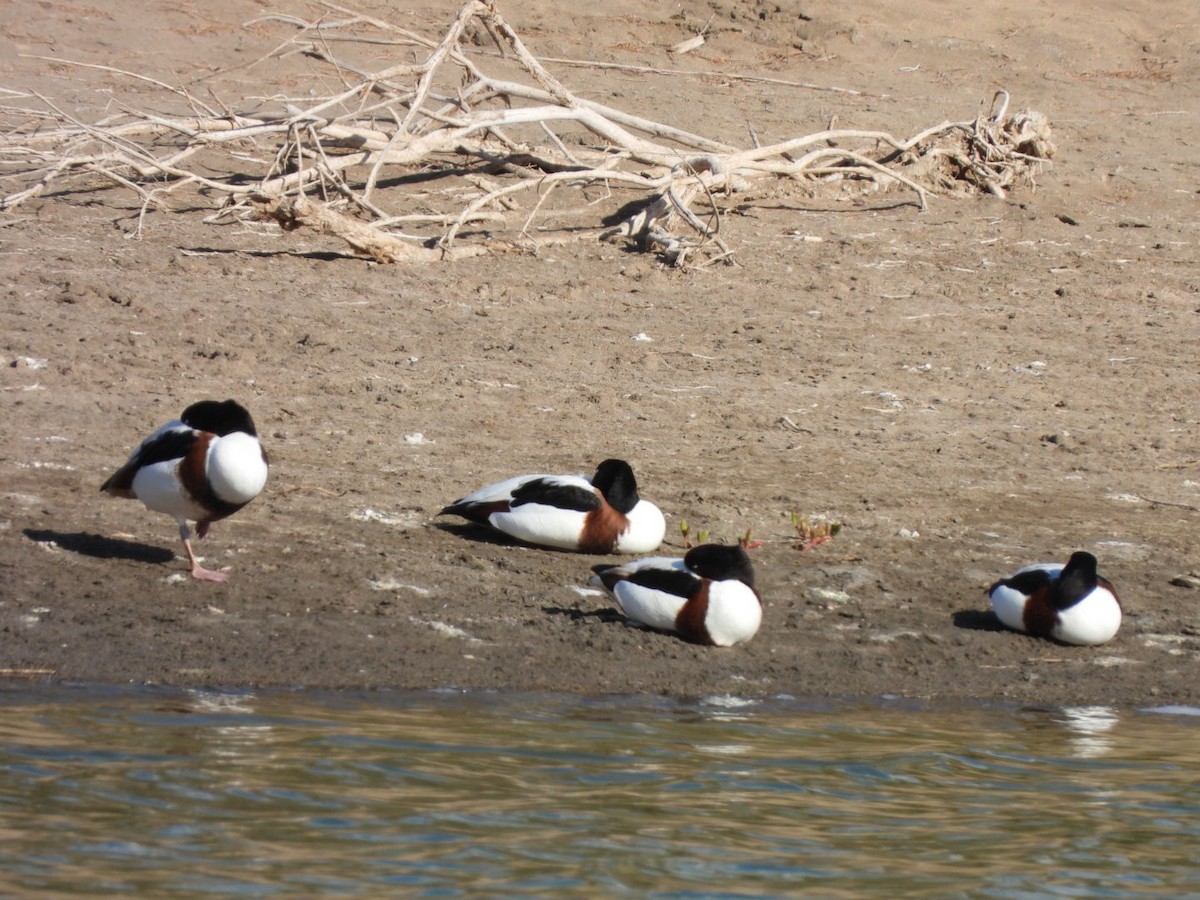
[0,1,1054,266]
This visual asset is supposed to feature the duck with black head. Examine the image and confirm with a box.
[591,543,762,646]
[440,458,665,554]
[987,551,1122,646]
[101,399,269,582]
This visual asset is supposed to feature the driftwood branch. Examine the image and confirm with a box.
[0,1,1054,266]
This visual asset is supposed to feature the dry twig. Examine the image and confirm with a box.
[0,2,1054,266]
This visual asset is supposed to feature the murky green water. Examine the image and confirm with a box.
[0,688,1196,898]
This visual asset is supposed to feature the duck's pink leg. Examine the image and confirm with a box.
[178,522,228,583]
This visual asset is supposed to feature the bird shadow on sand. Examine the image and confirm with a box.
[543,606,660,640]
[952,609,1008,633]
[24,529,175,565]
[542,605,626,625]
[432,521,525,547]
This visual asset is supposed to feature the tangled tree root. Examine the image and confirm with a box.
[0,0,1054,267]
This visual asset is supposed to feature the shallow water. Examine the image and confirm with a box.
[0,688,1197,898]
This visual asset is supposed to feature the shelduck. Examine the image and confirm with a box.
[987,551,1122,645]
[101,399,269,582]
[439,458,665,554]
[591,543,762,646]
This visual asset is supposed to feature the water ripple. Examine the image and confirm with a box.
[0,688,1197,897]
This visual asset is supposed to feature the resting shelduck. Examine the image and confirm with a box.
[590,543,762,646]
[987,551,1122,645]
[439,458,665,554]
[101,399,269,582]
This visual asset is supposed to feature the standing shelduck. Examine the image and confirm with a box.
[101,399,269,582]
[987,551,1122,645]
[590,543,762,646]
[439,458,665,554]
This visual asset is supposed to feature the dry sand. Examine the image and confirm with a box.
[1,0,1197,705]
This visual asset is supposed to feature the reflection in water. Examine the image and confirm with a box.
[1057,705,1120,758]
[182,688,277,764]
[0,688,1197,897]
